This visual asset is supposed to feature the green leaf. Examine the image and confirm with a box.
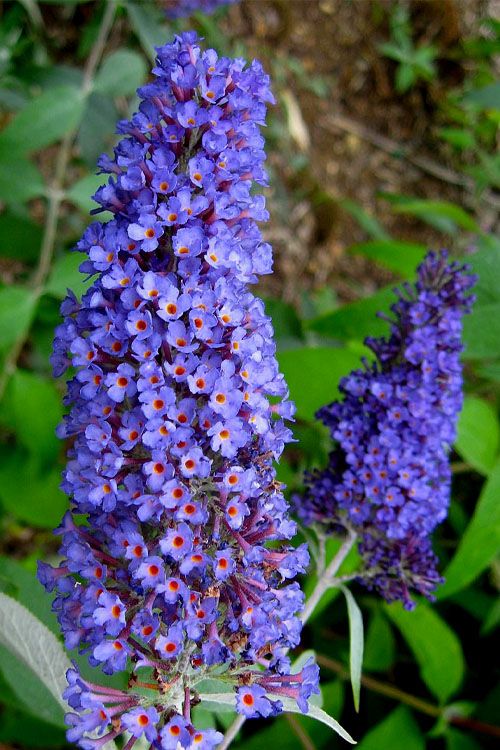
[0,212,43,262]
[197,692,356,744]
[445,728,482,750]
[438,457,500,598]
[264,297,303,348]
[277,347,363,421]
[380,194,478,234]
[0,593,72,718]
[463,303,500,359]
[0,155,45,203]
[0,286,37,352]
[468,234,500,307]
[0,370,60,469]
[455,395,500,475]
[462,82,500,109]
[67,172,105,214]
[306,285,395,343]
[339,199,391,240]
[439,127,476,150]
[0,708,66,748]
[0,645,65,728]
[0,447,67,527]
[357,706,424,750]
[385,603,464,703]
[126,2,168,61]
[45,252,94,299]
[0,86,86,154]
[363,609,395,672]
[77,92,119,168]
[94,50,148,97]
[0,556,57,632]
[395,63,417,94]
[481,596,500,634]
[340,585,363,712]
[348,240,426,277]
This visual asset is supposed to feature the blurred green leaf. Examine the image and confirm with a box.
[0,154,45,203]
[306,286,394,343]
[348,240,426,276]
[363,609,396,672]
[339,199,391,240]
[439,127,476,150]
[0,447,66,527]
[380,194,478,234]
[77,92,119,168]
[126,2,168,61]
[357,706,424,750]
[67,172,105,214]
[455,395,500,475]
[235,716,295,750]
[0,709,66,748]
[94,49,148,96]
[264,297,303,348]
[45,252,94,299]
[463,303,500,359]
[340,586,363,712]
[277,347,362,421]
[1,370,60,468]
[468,234,500,306]
[439,457,500,598]
[385,603,464,703]
[462,82,500,109]
[445,728,482,750]
[0,211,42,262]
[481,596,500,634]
[0,85,86,153]
[0,286,36,351]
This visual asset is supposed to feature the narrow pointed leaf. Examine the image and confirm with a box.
[340,585,364,711]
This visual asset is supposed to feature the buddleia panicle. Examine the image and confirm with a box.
[294,251,476,610]
[39,32,318,750]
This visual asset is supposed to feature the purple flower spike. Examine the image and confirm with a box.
[294,251,476,610]
[42,32,317,750]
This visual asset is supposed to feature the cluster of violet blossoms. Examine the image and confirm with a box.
[39,33,318,750]
[294,251,475,609]
[166,0,240,20]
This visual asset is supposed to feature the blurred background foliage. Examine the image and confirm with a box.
[1,0,500,748]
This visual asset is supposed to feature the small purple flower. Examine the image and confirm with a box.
[121,706,159,740]
[128,213,164,252]
[105,364,137,402]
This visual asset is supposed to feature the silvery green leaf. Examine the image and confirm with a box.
[197,692,356,743]
[340,585,364,712]
[0,592,72,712]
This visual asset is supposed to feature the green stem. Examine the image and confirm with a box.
[0,0,117,400]
[301,530,357,626]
